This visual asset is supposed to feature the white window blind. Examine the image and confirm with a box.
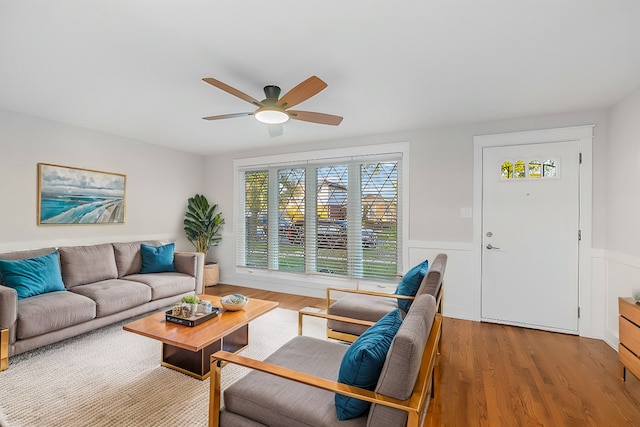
[235,149,402,280]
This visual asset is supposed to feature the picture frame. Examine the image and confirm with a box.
[37,163,126,225]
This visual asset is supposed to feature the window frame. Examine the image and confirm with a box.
[233,142,410,284]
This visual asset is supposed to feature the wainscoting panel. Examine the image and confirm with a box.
[603,250,640,349]
[407,241,474,320]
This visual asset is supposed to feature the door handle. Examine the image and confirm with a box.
[486,244,500,250]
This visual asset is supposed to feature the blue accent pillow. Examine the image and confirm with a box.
[140,243,176,273]
[0,251,66,300]
[395,259,429,312]
[335,309,403,420]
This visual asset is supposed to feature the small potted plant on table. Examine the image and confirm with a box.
[180,295,200,317]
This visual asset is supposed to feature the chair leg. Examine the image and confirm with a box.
[209,359,222,427]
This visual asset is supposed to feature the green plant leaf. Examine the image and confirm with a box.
[183,194,225,253]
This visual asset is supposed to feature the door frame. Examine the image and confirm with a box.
[472,126,594,336]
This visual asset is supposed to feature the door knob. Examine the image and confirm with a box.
[486,244,500,250]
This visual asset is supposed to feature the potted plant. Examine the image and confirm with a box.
[183,194,225,286]
[180,294,200,316]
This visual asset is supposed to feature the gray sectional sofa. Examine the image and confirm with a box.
[0,240,204,359]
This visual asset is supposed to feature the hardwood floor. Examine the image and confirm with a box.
[205,284,640,426]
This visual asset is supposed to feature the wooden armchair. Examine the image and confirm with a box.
[324,253,447,343]
[209,295,442,427]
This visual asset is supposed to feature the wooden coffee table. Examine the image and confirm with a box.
[123,295,278,380]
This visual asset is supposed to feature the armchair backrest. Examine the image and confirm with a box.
[415,253,447,300]
[367,294,437,427]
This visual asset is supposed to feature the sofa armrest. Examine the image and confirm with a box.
[0,284,18,346]
[174,251,205,294]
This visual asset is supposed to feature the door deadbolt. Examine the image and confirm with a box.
[486,232,493,237]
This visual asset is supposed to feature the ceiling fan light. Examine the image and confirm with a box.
[255,108,289,124]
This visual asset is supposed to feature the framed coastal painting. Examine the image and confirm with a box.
[37,163,126,225]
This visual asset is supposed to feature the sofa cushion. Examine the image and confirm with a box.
[58,244,118,288]
[16,291,96,339]
[335,309,403,420]
[328,294,398,336]
[68,279,152,317]
[124,272,195,300]
[0,247,56,285]
[140,243,176,274]
[112,240,162,278]
[0,251,66,300]
[223,336,365,427]
[395,259,428,311]
[367,294,437,427]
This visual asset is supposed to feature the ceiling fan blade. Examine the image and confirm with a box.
[277,76,327,109]
[202,78,264,107]
[268,124,284,138]
[288,110,343,126]
[202,112,253,121]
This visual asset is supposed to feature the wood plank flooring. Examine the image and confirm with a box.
[205,284,640,426]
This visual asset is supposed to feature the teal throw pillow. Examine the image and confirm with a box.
[335,309,403,420]
[0,251,66,300]
[140,243,176,273]
[395,259,429,312]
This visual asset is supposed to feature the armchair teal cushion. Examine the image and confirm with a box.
[140,243,176,273]
[335,308,403,420]
[395,259,428,311]
[0,251,66,299]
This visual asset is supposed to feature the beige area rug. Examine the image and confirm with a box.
[0,308,326,427]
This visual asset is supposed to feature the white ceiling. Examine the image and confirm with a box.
[2,1,640,156]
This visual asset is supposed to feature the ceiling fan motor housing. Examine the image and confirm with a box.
[263,85,281,104]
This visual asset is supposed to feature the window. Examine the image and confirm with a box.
[543,159,556,177]
[501,161,513,179]
[500,157,559,180]
[529,160,541,178]
[514,160,526,178]
[235,146,404,280]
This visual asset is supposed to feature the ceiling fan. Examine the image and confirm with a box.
[202,76,343,136]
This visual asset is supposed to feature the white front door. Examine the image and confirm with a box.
[481,140,580,333]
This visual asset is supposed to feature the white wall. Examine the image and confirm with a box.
[0,109,205,252]
[205,109,608,325]
[602,86,640,347]
[0,102,623,343]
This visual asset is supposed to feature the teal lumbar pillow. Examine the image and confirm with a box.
[140,243,177,273]
[335,308,403,420]
[394,259,429,312]
[0,251,66,299]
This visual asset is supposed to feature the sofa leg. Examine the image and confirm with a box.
[1,329,8,371]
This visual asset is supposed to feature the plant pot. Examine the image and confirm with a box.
[204,262,219,287]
